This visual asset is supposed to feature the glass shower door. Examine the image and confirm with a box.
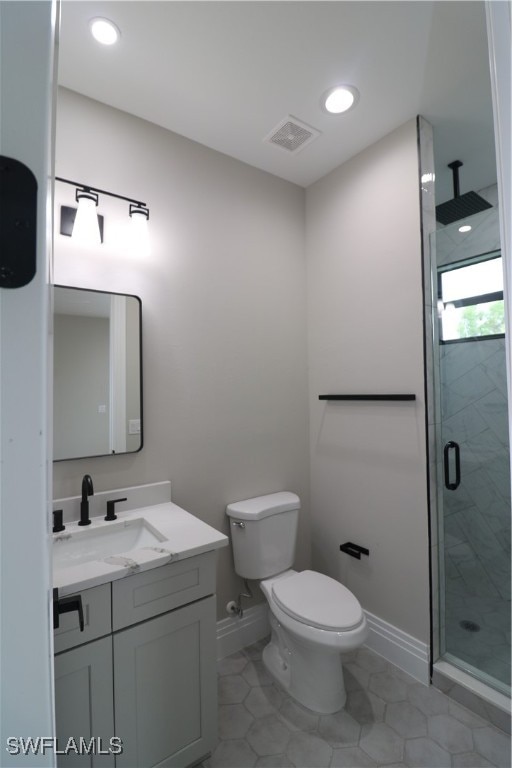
[435,223,511,694]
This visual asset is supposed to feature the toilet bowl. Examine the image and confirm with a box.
[260,570,368,713]
[226,491,368,714]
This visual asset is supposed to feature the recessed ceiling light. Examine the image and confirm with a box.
[458,225,472,233]
[90,18,120,46]
[322,85,359,115]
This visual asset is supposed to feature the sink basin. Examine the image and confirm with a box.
[53,518,167,569]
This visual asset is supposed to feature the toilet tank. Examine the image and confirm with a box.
[226,492,300,580]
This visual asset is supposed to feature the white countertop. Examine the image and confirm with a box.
[54,501,228,596]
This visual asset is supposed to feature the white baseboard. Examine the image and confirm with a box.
[216,603,429,685]
[364,610,430,684]
[216,603,270,660]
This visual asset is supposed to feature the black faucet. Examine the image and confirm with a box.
[78,474,94,526]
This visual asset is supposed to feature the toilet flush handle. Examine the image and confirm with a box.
[232,520,245,529]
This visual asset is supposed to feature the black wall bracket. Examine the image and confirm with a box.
[0,155,38,288]
[340,542,370,559]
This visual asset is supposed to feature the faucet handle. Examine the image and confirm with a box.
[105,497,127,522]
[53,509,65,533]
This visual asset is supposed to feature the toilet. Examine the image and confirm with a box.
[226,491,368,714]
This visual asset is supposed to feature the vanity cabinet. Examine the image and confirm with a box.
[54,552,217,768]
[114,597,216,768]
[54,636,115,768]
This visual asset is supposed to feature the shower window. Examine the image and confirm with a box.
[438,251,504,342]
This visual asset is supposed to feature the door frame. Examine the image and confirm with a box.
[0,1,57,761]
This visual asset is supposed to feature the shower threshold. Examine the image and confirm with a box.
[433,659,511,734]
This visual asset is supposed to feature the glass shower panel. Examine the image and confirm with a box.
[434,215,511,694]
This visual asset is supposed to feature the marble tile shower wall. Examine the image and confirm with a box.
[434,184,511,688]
[440,338,511,685]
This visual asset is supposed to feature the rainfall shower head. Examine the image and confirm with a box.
[435,161,492,225]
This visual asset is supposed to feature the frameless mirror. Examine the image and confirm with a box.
[53,285,143,461]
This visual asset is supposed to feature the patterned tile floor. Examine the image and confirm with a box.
[203,639,511,768]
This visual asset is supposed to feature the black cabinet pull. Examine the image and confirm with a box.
[340,542,370,559]
[105,497,127,521]
[443,441,461,490]
[53,588,84,632]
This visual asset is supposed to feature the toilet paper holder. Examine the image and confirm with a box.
[340,542,370,559]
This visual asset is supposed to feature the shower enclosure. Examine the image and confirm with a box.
[430,188,511,697]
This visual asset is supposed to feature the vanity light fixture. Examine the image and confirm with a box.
[90,17,120,46]
[322,85,359,115]
[57,177,150,252]
[129,203,151,257]
[73,189,102,246]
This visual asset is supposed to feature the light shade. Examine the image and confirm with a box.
[72,190,102,246]
[322,85,359,114]
[129,204,150,257]
[90,18,120,46]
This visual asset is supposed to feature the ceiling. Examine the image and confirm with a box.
[58,1,497,204]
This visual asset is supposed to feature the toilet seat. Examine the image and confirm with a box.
[272,570,363,632]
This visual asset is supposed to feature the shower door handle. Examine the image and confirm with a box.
[443,441,461,490]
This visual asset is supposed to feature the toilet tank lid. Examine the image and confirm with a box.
[226,492,300,520]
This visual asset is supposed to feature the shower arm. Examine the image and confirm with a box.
[448,160,463,198]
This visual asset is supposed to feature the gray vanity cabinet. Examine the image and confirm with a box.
[114,596,216,768]
[54,583,114,767]
[54,552,218,768]
[54,636,115,768]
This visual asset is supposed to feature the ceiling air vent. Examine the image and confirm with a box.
[265,116,321,154]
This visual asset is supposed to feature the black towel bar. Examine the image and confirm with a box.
[319,394,415,401]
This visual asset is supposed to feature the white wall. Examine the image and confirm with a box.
[53,88,310,617]
[306,119,430,643]
[0,1,55,760]
[54,314,110,459]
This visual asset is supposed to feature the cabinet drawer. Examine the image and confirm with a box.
[54,583,112,654]
[112,551,216,630]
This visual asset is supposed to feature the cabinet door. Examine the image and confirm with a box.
[114,595,217,768]
[54,636,115,768]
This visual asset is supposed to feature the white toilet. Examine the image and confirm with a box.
[226,491,368,714]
